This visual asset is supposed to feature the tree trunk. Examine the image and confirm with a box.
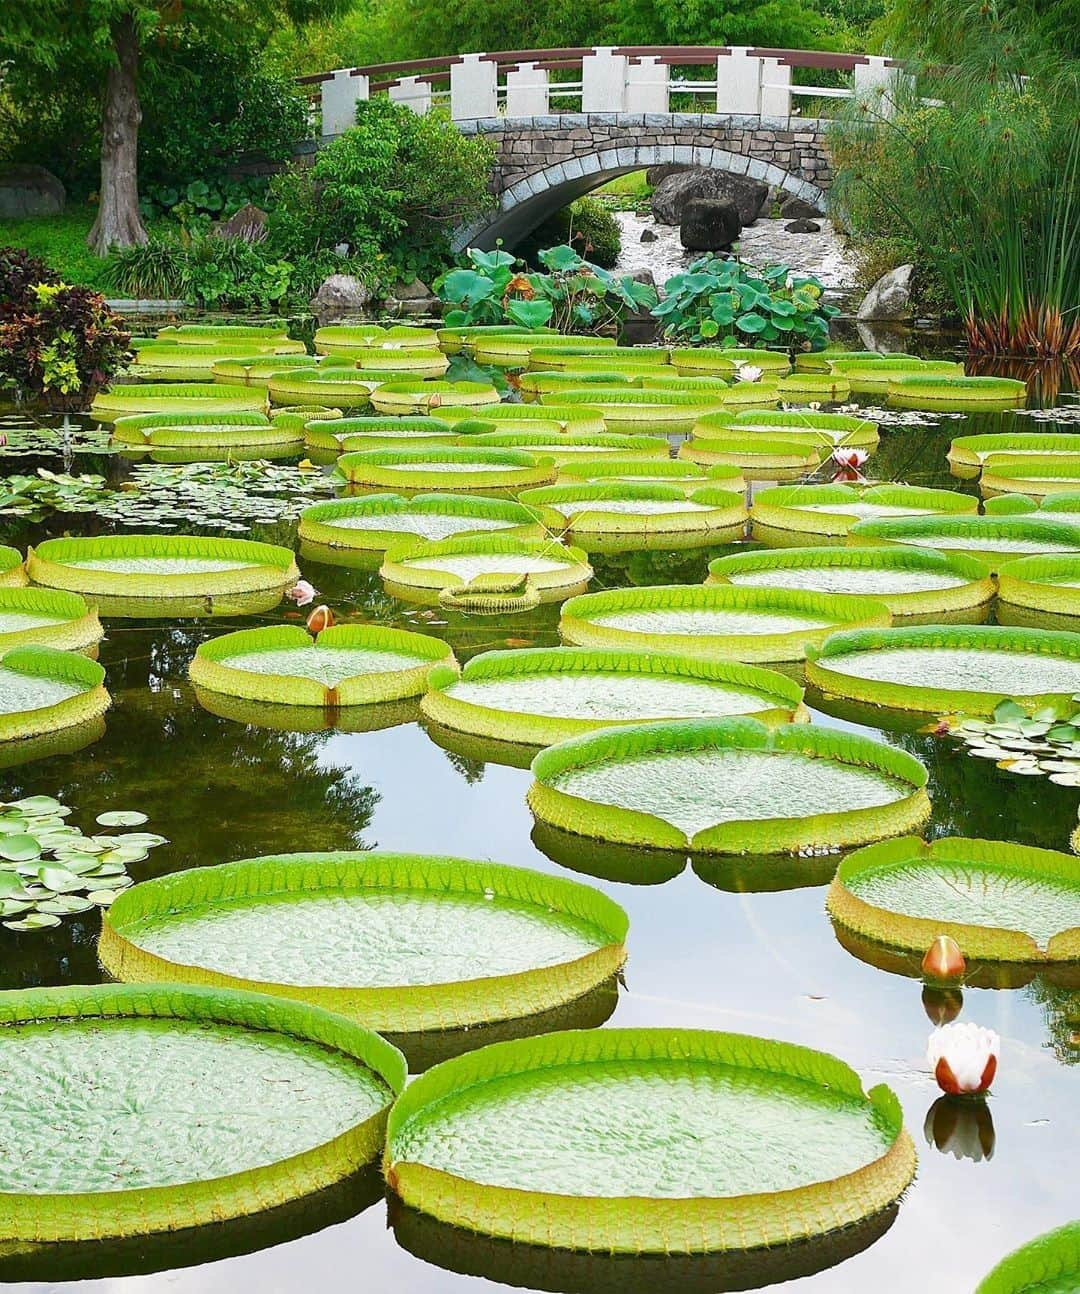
[87,14,147,255]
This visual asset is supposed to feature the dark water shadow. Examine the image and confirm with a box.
[384,978,621,1073]
[0,1164,384,1282]
[389,1199,900,1294]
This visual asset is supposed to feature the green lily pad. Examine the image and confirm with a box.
[87,890,122,906]
[3,912,62,931]
[36,896,96,915]
[36,866,89,894]
[96,811,149,828]
[0,834,41,862]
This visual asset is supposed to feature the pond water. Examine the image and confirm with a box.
[0,343,1077,1292]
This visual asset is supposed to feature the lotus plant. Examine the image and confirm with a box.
[928,1022,1000,1097]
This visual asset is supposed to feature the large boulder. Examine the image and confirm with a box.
[680,199,741,252]
[384,278,440,318]
[215,203,267,243]
[653,169,767,227]
[0,165,64,218]
[779,195,823,220]
[309,274,372,320]
[785,219,822,233]
[645,163,689,187]
[856,264,915,322]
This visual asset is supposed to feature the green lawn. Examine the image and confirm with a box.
[596,171,653,198]
[0,208,117,292]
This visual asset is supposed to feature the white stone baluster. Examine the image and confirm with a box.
[854,56,903,117]
[759,57,792,119]
[389,76,432,114]
[451,53,498,120]
[581,47,628,113]
[715,48,761,115]
[506,61,550,116]
[321,68,369,136]
[625,56,669,113]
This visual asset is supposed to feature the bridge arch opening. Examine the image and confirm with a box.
[453,143,827,253]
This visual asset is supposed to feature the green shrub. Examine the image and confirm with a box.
[267,99,495,283]
[521,198,622,270]
[654,256,837,349]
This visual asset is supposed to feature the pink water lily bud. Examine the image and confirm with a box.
[735,363,764,384]
[286,580,317,607]
[922,934,966,982]
[928,1022,1000,1096]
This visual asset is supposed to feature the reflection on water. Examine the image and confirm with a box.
[0,361,1078,1293]
[924,1096,996,1163]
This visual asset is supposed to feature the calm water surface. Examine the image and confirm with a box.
[0,353,1077,1293]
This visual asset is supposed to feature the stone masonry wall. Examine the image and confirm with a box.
[458,113,833,195]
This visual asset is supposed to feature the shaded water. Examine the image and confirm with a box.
[0,351,1078,1292]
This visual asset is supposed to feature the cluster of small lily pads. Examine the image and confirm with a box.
[942,697,1080,786]
[852,406,966,426]
[0,469,116,520]
[0,796,166,932]
[124,460,336,532]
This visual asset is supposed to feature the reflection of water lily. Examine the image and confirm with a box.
[928,1022,1000,1096]
[922,984,964,1026]
[735,364,763,383]
[924,1094,996,1162]
[922,934,966,982]
[287,580,317,607]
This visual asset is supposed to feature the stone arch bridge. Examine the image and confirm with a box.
[299,46,907,249]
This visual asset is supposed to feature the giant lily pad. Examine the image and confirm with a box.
[336,348,449,379]
[422,647,806,752]
[541,388,729,431]
[948,432,1080,479]
[0,587,103,653]
[370,380,501,416]
[303,415,457,456]
[975,1220,1080,1293]
[557,456,744,495]
[267,369,404,410]
[0,983,404,1241]
[528,717,929,856]
[806,625,1080,715]
[381,536,592,607]
[209,353,319,385]
[997,553,1080,625]
[559,584,891,663]
[383,1027,915,1253]
[110,411,300,457]
[708,545,994,623]
[463,430,670,466]
[336,447,556,497]
[189,623,456,707]
[441,403,608,435]
[848,515,1080,570]
[980,456,1080,501]
[0,547,27,588]
[130,342,305,381]
[314,324,439,353]
[298,493,559,555]
[90,383,266,422]
[672,346,790,375]
[704,408,879,449]
[27,534,299,618]
[472,335,617,366]
[828,358,963,393]
[533,346,671,373]
[888,374,1027,409]
[0,646,110,743]
[678,434,820,481]
[438,324,555,356]
[100,852,627,1034]
[155,323,292,346]
[828,836,1080,965]
[520,483,746,552]
[751,484,976,547]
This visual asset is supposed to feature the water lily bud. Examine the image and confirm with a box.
[927,1021,999,1096]
[922,934,966,982]
[306,605,334,634]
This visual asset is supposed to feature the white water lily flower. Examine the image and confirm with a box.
[735,364,764,383]
[286,579,317,607]
[927,1021,1000,1096]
